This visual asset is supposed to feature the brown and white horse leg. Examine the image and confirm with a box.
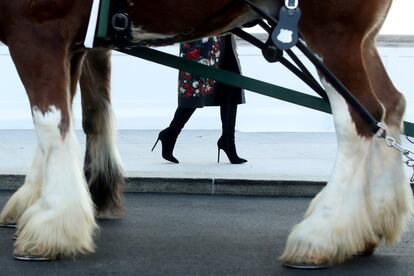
[281,1,412,265]
[363,34,413,248]
[281,33,385,265]
[7,39,96,258]
[0,46,85,231]
[80,50,125,219]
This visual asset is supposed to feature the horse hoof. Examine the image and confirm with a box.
[356,249,375,257]
[283,263,330,270]
[13,254,57,261]
[0,223,17,228]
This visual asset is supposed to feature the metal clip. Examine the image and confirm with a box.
[378,124,414,184]
[375,122,386,139]
[386,136,411,155]
[285,0,299,10]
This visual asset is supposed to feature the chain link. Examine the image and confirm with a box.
[405,135,414,184]
[378,124,414,184]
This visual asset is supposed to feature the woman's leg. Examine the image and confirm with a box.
[218,101,247,164]
[215,35,246,164]
[153,107,195,163]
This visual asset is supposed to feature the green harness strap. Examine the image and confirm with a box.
[97,0,111,38]
[120,47,330,113]
[406,119,414,137]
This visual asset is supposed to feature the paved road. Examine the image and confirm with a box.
[1,191,414,275]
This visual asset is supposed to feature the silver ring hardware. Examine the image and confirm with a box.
[285,0,299,10]
[112,13,129,32]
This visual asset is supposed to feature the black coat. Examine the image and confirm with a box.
[177,35,245,108]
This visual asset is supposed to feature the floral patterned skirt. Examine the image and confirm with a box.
[177,35,245,108]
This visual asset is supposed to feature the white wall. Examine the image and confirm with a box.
[0,37,414,132]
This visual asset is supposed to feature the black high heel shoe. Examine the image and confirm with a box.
[152,128,179,163]
[217,136,247,164]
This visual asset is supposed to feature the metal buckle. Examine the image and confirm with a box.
[375,122,387,138]
[112,13,129,32]
[285,0,299,10]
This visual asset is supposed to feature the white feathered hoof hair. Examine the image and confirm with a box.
[12,107,98,259]
[366,125,414,247]
[0,147,44,226]
[82,96,125,219]
[14,193,97,259]
[280,86,380,266]
[280,182,381,266]
[0,186,40,227]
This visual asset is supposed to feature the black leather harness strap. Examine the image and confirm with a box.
[231,28,329,102]
[108,0,132,47]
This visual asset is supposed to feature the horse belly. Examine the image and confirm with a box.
[127,0,279,44]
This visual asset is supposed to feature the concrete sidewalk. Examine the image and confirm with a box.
[0,130,410,196]
[0,130,336,178]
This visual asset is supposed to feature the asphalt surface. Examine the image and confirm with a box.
[1,191,414,276]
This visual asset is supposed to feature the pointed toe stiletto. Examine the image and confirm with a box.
[152,129,179,163]
[217,136,247,164]
[152,108,196,164]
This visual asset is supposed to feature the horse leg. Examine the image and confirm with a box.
[0,51,86,228]
[0,33,87,228]
[71,49,123,219]
[0,147,44,226]
[80,50,125,219]
[363,33,413,248]
[281,20,388,266]
[8,40,96,258]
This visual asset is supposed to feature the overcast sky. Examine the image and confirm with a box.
[381,0,413,34]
